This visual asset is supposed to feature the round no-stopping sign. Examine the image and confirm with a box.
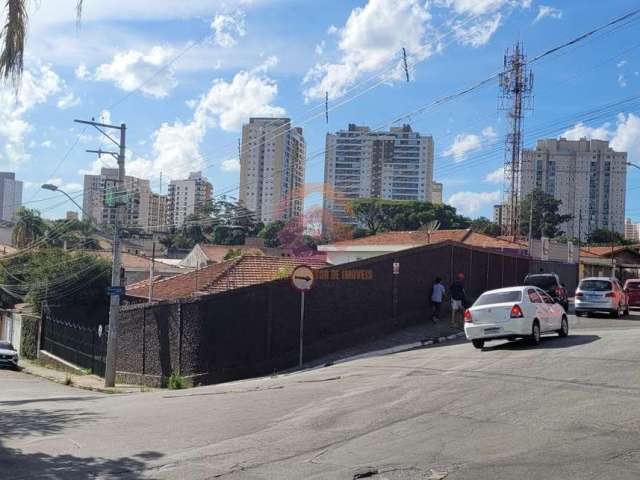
[290,265,315,292]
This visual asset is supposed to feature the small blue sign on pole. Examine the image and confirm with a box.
[106,286,125,296]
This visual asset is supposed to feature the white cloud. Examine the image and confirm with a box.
[211,11,247,48]
[56,92,81,109]
[485,166,504,183]
[221,158,241,172]
[327,25,338,34]
[41,140,53,148]
[562,113,640,162]
[92,46,177,98]
[447,190,501,216]
[0,64,64,165]
[452,13,502,47]
[127,58,284,182]
[315,41,326,56]
[443,126,497,162]
[193,56,285,132]
[75,63,89,80]
[618,73,627,88]
[45,177,82,193]
[533,5,562,23]
[437,0,530,16]
[617,60,627,69]
[562,122,611,141]
[303,0,434,101]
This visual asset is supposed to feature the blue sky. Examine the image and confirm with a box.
[3,0,640,222]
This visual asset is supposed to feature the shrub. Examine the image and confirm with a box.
[20,315,39,360]
[167,372,187,390]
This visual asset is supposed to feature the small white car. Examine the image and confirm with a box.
[0,341,19,369]
[464,286,569,349]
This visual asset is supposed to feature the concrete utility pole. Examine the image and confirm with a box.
[75,118,127,388]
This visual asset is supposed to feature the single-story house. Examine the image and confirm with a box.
[579,245,640,282]
[126,255,328,302]
[318,229,527,265]
[87,251,187,286]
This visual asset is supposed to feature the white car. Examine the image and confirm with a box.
[464,286,569,349]
[0,341,19,369]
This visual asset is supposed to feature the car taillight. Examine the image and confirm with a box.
[463,309,473,323]
[510,304,524,318]
[575,292,583,298]
[555,286,562,296]
[605,292,615,297]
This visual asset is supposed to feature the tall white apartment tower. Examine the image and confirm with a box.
[520,138,627,240]
[0,172,23,222]
[322,124,434,233]
[239,118,306,224]
[83,168,151,227]
[166,172,213,228]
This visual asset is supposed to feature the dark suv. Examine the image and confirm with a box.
[523,273,569,312]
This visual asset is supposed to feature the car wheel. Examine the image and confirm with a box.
[610,304,622,318]
[624,304,630,316]
[575,310,583,317]
[472,339,485,349]
[557,316,569,337]
[563,301,569,312]
[530,321,541,346]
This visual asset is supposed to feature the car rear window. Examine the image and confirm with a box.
[474,290,522,306]
[524,275,557,289]
[625,281,640,290]
[579,280,612,291]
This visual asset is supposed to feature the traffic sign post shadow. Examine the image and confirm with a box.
[290,265,315,367]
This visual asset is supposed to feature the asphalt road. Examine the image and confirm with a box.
[2,311,640,479]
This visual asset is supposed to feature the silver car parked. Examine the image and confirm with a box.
[575,277,629,318]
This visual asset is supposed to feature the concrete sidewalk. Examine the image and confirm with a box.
[18,359,148,394]
[299,319,466,371]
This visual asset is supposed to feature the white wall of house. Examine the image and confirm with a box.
[319,245,414,265]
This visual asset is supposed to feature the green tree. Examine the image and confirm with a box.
[348,198,471,235]
[588,228,629,245]
[470,217,501,236]
[0,248,109,310]
[12,207,46,248]
[519,189,572,239]
[258,221,286,247]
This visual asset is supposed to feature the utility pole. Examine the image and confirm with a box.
[499,42,534,240]
[75,118,127,388]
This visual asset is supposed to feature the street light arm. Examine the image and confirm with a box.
[626,161,640,171]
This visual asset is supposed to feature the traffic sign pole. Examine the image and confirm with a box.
[299,291,305,367]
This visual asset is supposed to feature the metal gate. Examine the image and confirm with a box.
[41,304,109,376]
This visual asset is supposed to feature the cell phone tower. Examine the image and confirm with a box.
[498,42,534,239]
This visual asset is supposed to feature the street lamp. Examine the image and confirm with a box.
[41,184,91,221]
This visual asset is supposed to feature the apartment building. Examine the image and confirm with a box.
[520,138,627,240]
[166,172,213,228]
[0,172,22,222]
[148,193,168,231]
[625,218,640,242]
[431,181,443,204]
[239,118,306,224]
[322,124,434,233]
[83,168,151,228]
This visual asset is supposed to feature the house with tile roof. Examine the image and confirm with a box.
[126,255,328,302]
[317,229,527,265]
[87,250,187,285]
[578,244,640,281]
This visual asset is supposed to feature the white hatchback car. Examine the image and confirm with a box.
[464,286,568,349]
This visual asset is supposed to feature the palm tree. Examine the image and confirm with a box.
[12,207,46,248]
[1,0,82,87]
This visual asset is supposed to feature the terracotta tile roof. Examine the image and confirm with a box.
[87,251,181,271]
[580,245,640,258]
[324,229,526,250]
[126,255,328,301]
[199,244,268,263]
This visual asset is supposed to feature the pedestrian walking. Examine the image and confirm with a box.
[450,273,466,329]
[431,277,445,322]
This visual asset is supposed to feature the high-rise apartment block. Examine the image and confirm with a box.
[83,168,151,228]
[148,192,168,231]
[520,138,627,240]
[0,172,22,222]
[625,218,640,242]
[239,118,306,223]
[167,172,213,228]
[322,124,434,232]
[431,181,443,204]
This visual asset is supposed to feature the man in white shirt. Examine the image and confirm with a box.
[431,277,445,322]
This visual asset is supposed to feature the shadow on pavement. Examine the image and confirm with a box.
[0,396,104,407]
[0,407,163,479]
[482,334,601,351]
